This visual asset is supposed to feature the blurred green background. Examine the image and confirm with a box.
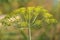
[0,0,60,40]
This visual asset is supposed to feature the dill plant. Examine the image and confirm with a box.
[0,6,57,40]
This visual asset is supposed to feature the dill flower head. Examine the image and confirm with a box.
[19,7,26,14]
[43,13,53,18]
[34,6,42,13]
[27,7,34,13]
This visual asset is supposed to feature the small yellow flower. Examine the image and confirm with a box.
[21,22,28,27]
[45,18,57,24]
[34,20,41,25]
[50,19,57,23]
[24,14,32,20]
[43,13,53,18]
[27,7,34,13]
[13,8,21,13]
[34,7,41,13]
[20,7,26,14]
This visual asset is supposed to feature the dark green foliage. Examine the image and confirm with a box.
[37,32,50,40]
[20,31,28,40]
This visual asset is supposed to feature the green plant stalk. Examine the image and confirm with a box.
[20,30,28,40]
[28,12,32,40]
[32,13,39,24]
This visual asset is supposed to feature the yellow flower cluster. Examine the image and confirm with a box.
[14,6,43,14]
[21,22,28,27]
[1,6,57,27]
[34,20,42,25]
[45,18,57,24]
[34,6,42,13]
[12,6,57,24]
[20,7,26,13]
[43,13,53,18]
[27,7,34,13]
